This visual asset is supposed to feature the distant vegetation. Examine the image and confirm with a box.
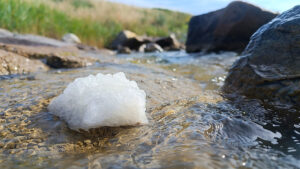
[0,0,191,48]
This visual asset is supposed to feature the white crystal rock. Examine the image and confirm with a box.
[48,72,148,131]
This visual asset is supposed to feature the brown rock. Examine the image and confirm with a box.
[46,54,95,68]
[0,43,97,68]
[0,49,48,75]
[0,43,77,59]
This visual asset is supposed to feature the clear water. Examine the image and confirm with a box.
[0,51,299,169]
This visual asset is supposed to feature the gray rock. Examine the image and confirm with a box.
[223,5,300,108]
[62,33,81,44]
[0,28,13,37]
[0,34,74,47]
[186,1,277,53]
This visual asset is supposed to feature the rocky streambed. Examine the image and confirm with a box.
[0,50,299,168]
[1,4,300,169]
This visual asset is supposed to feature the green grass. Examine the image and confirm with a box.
[0,0,190,48]
[71,0,93,9]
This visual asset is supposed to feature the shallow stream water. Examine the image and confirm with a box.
[0,51,299,168]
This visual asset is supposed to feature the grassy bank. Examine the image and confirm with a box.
[0,0,191,47]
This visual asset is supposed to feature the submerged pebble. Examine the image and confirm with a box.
[48,72,148,131]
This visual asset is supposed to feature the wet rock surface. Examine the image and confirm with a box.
[0,49,49,75]
[0,43,97,69]
[223,6,300,109]
[46,53,96,68]
[186,1,277,53]
[0,32,99,75]
[0,51,299,168]
[0,28,102,73]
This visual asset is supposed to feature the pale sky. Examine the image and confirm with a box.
[108,0,300,15]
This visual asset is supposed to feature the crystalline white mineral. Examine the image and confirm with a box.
[48,72,148,131]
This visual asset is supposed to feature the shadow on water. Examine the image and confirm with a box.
[227,95,300,159]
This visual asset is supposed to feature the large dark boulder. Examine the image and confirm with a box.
[186,1,277,53]
[223,6,300,108]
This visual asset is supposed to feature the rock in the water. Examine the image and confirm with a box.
[117,46,131,54]
[0,50,48,75]
[122,37,149,51]
[139,43,163,53]
[48,72,148,131]
[223,5,300,108]
[155,34,181,51]
[186,1,277,53]
[111,30,183,52]
[138,44,146,53]
[110,30,151,50]
[145,43,163,52]
[0,43,97,68]
[62,33,81,44]
[46,53,95,68]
